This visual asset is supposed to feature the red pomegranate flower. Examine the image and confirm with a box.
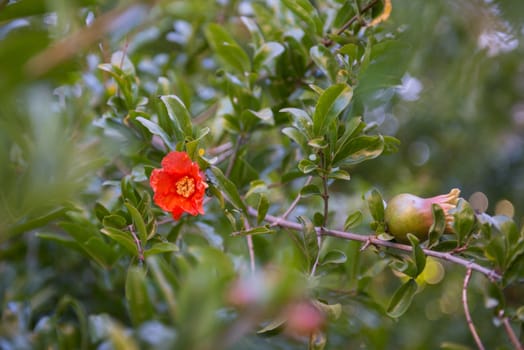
[150,151,208,220]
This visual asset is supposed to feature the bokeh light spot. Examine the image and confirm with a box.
[421,257,445,285]
[495,199,514,218]
[408,141,430,166]
[469,191,489,213]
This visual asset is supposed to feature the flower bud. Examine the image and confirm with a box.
[284,300,326,337]
[384,188,460,243]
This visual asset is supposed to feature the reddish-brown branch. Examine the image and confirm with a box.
[243,217,256,274]
[499,310,524,350]
[245,206,502,281]
[463,268,485,350]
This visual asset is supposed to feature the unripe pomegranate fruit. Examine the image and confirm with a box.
[384,188,460,243]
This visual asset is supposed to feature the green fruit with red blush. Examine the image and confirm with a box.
[384,189,460,243]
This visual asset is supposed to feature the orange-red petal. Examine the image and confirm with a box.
[150,151,208,220]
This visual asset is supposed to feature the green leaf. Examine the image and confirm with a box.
[389,259,417,278]
[144,242,179,258]
[101,227,138,256]
[240,16,264,49]
[135,117,175,150]
[254,42,285,70]
[107,320,140,350]
[160,95,194,142]
[147,256,178,322]
[281,0,322,35]
[234,226,276,236]
[308,137,328,149]
[257,194,269,225]
[451,199,476,246]
[59,222,115,268]
[344,211,363,231]
[103,214,127,229]
[257,316,286,334]
[334,116,365,152]
[110,51,135,76]
[332,135,384,166]
[125,202,148,246]
[94,203,111,223]
[428,204,446,248]
[386,279,418,318]
[186,127,210,159]
[328,169,351,181]
[313,84,353,137]
[383,136,401,154]
[300,184,322,198]
[83,237,117,268]
[0,0,50,20]
[210,166,247,213]
[407,234,426,277]
[339,43,360,62]
[205,23,250,73]
[320,249,347,265]
[247,107,274,125]
[377,233,395,241]
[125,266,154,326]
[298,215,319,269]
[298,159,318,174]
[36,232,80,251]
[280,107,313,137]
[516,306,524,322]
[121,176,138,205]
[54,295,90,350]
[492,215,519,245]
[245,179,267,199]
[365,189,385,223]
[485,235,505,269]
[310,45,338,83]
[313,301,342,320]
[8,206,73,238]
[282,127,308,151]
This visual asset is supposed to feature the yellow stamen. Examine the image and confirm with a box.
[176,176,195,198]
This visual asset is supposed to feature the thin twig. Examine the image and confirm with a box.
[463,268,485,350]
[499,310,524,350]
[25,2,153,77]
[323,0,380,47]
[243,217,256,274]
[128,225,144,263]
[311,155,329,277]
[207,142,233,156]
[225,135,244,177]
[270,176,313,227]
[223,134,254,273]
[245,206,502,281]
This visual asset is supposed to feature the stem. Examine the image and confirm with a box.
[270,176,313,227]
[225,135,244,177]
[129,225,144,263]
[323,0,380,47]
[311,155,329,277]
[499,310,524,350]
[243,217,256,274]
[463,268,485,350]
[245,206,502,281]
[222,135,255,273]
